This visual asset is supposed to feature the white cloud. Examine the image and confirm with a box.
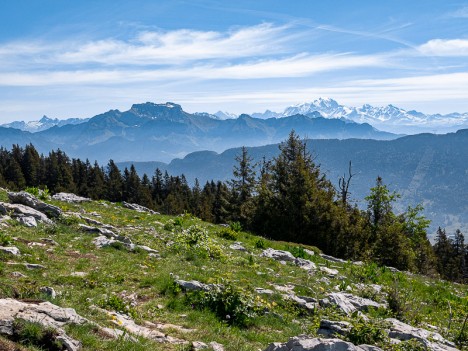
[0,23,297,67]
[418,39,468,56]
[0,53,386,86]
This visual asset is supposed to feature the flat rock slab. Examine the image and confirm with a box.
[317,320,351,337]
[261,248,295,262]
[17,216,37,227]
[320,266,339,276]
[321,293,384,315]
[122,201,158,214]
[0,298,89,351]
[175,279,213,292]
[0,202,53,224]
[52,193,91,203]
[229,242,247,251]
[264,335,369,351]
[104,310,186,344]
[8,191,62,218]
[386,318,459,351]
[0,246,20,256]
[295,257,317,271]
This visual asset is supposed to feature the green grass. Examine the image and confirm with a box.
[0,188,468,350]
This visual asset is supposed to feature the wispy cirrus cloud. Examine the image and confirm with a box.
[448,6,468,18]
[0,23,299,67]
[0,53,386,86]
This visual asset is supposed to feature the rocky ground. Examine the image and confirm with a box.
[0,189,467,350]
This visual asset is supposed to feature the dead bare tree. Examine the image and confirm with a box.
[338,161,355,206]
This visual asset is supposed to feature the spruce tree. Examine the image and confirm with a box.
[106,160,123,202]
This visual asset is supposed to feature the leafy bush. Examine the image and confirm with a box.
[98,294,135,317]
[389,339,426,351]
[254,238,266,249]
[188,283,263,327]
[217,227,238,241]
[173,225,224,259]
[229,221,242,232]
[58,215,79,226]
[0,232,12,246]
[24,186,50,201]
[287,245,313,259]
[173,217,184,227]
[352,262,381,284]
[11,319,63,350]
[347,319,387,346]
[386,283,407,319]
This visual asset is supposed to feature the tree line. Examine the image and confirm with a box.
[0,133,466,282]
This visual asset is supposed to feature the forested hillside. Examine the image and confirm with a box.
[0,133,466,283]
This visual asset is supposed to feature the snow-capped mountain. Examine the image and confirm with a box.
[252,98,468,134]
[1,115,89,133]
[214,111,238,119]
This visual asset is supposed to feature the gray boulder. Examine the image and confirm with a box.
[295,257,317,271]
[386,318,458,351]
[175,279,212,292]
[0,298,89,351]
[320,253,348,264]
[283,294,316,311]
[0,202,53,224]
[320,293,384,315]
[357,346,383,351]
[103,310,186,344]
[17,215,37,227]
[317,320,351,337]
[229,242,247,251]
[0,246,20,256]
[320,266,339,276]
[122,201,158,214]
[79,224,131,243]
[52,192,91,203]
[8,191,62,218]
[263,335,364,351]
[261,248,295,262]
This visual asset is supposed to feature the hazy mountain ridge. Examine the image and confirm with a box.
[1,115,89,132]
[0,102,397,163]
[120,129,468,237]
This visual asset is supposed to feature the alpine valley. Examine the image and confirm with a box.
[1,99,468,237]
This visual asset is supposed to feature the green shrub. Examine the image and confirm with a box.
[287,245,313,259]
[347,319,388,346]
[173,225,224,259]
[217,227,238,241]
[389,339,426,351]
[386,283,407,319]
[24,186,50,201]
[229,221,242,232]
[58,215,79,226]
[98,294,135,317]
[11,319,63,350]
[173,217,184,227]
[0,231,12,246]
[254,238,266,249]
[188,283,263,327]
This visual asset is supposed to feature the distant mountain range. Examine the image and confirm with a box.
[4,98,468,136]
[0,102,397,163]
[1,115,89,133]
[119,129,468,238]
[216,98,468,134]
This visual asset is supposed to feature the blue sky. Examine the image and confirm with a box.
[1,0,468,122]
